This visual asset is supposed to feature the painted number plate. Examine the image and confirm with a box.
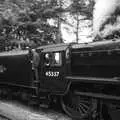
[45,71,59,77]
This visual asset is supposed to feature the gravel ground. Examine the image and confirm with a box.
[0,100,72,120]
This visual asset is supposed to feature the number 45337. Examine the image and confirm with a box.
[45,71,59,77]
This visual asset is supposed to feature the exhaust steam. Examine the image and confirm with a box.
[93,0,120,39]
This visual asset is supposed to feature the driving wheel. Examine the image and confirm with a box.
[61,91,98,119]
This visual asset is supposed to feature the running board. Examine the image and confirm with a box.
[74,91,120,101]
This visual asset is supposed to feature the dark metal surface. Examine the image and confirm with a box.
[0,51,32,87]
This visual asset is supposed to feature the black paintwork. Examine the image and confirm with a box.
[39,44,70,94]
[1,40,120,96]
[0,51,32,87]
[71,40,120,78]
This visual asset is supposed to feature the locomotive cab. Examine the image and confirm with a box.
[39,44,70,94]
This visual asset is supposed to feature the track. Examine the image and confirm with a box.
[0,100,72,120]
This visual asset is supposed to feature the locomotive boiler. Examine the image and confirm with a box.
[0,39,120,119]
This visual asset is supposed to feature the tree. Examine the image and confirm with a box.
[0,0,60,50]
[0,0,94,50]
[68,0,94,42]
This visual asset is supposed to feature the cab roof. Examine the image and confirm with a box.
[36,43,69,52]
[71,39,120,50]
[0,50,28,57]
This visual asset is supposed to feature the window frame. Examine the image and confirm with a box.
[44,52,62,67]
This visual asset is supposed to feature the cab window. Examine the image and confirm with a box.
[44,52,62,66]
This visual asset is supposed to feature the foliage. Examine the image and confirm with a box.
[0,0,94,51]
[0,0,60,51]
[66,0,94,42]
[70,0,94,20]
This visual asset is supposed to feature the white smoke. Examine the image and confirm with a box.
[101,16,120,37]
[93,0,120,37]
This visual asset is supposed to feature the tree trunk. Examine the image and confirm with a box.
[76,13,79,43]
[56,0,62,43]
[56,15,61,43]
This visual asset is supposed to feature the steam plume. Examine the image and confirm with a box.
[93,0,120,38]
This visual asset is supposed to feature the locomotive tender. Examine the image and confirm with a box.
[0,39,120,119]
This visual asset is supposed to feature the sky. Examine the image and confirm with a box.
[48,14,93,43]
[61,18,93,43]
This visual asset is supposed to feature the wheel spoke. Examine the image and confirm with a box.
[79,103,89,110]
[79,104,87,114]
[61,92,98,119]
[78,107,84,114]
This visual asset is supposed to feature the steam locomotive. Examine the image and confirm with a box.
[0,39,120,119]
